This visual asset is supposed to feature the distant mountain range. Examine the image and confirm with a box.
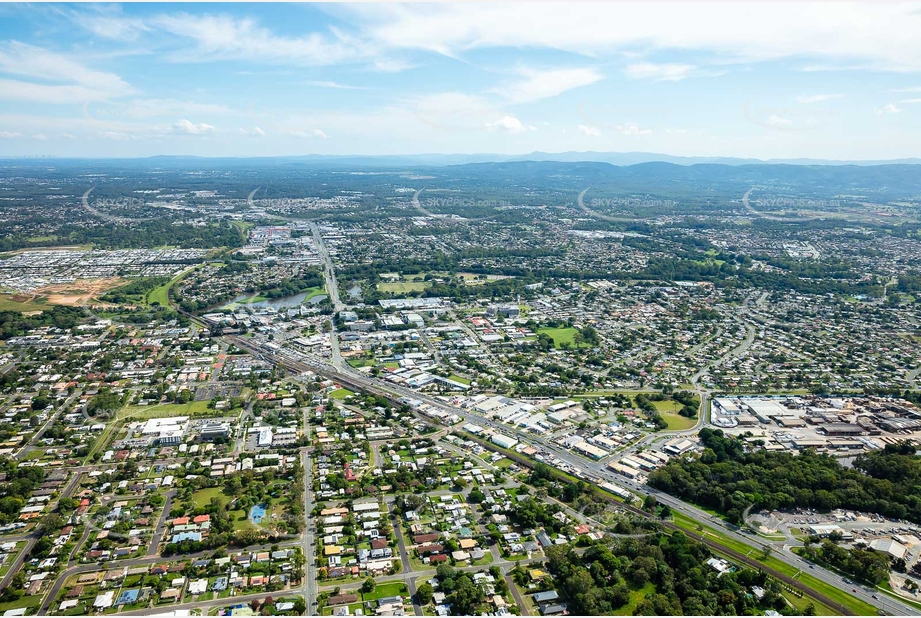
[5,152,921,167]
[143,152,921,167]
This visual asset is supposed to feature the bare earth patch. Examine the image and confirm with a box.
[34,277,125,306]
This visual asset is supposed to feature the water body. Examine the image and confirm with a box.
[223,291,327,310]
[250,504,267,525]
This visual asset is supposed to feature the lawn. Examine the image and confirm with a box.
[117,400,212,420]
[192,487,231,509]
[652,400,698,430]
[361,581,408,602]
[660,413,696,430]
[329,388,355,400]
[348,358,376,368]
[0,595,43,612]
[536,327,588,349]
[377,281,430,294]
[447,374,471,385]
[229,509,257,531]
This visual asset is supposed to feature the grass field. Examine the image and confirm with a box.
[0,595,43,612]
[146,274,181,306]
[231,221,255,233]
[192,487,231,509]
[536,326,586,348]
[448,374,471,385]
[361,581,407,602]
[117,400,212,420]
[652,400,698,430]
[348,358,376,368]
[612,582,655,615]
[329,388,354,400]
[146,264,204,308]
[302,286,327,301]
[377,281,430,294]
[229,509,257,531]
[0,295,51,312]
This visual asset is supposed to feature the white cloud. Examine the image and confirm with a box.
[0,131,22,139]
[491,67,603,104]
[290,129,329,139]
[372,58,417,73]
[898,98,921,104]
[796,93,844,104]
[0,79,129,104]
[304,80,367,90]
[615,122,652,135]
[351,4,921,72]
[665,128,688,135]
[99,131,137,140]
[151,13,375,67]
[240,127,266,137]
[414,92,498,133]
[578,124,601,137]
[66,4,921,76]
[32,133,47,141]
[890,86,921,93]
[0,42,133,102]
[485,115,535,133]
[877,103,901,115]
[766,114,794,127]
[70,7,151,41]
[172,119,215,135]
[624,62,696,81]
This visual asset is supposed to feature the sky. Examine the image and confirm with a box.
[2,2,921,160]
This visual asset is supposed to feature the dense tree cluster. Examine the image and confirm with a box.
[543,534,806,615]
[0,463,45,524]
[0,305,84,340]
[434,563,488,616]
[798,539,892,585]
[649,430,921,524]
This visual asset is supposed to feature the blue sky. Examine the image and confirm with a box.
[1,2,921,159]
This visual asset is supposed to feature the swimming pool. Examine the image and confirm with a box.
[250,504,267,524]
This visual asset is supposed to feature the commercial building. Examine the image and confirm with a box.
[490,434,518,450]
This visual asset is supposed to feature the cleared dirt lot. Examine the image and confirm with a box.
[34,277,125,306]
